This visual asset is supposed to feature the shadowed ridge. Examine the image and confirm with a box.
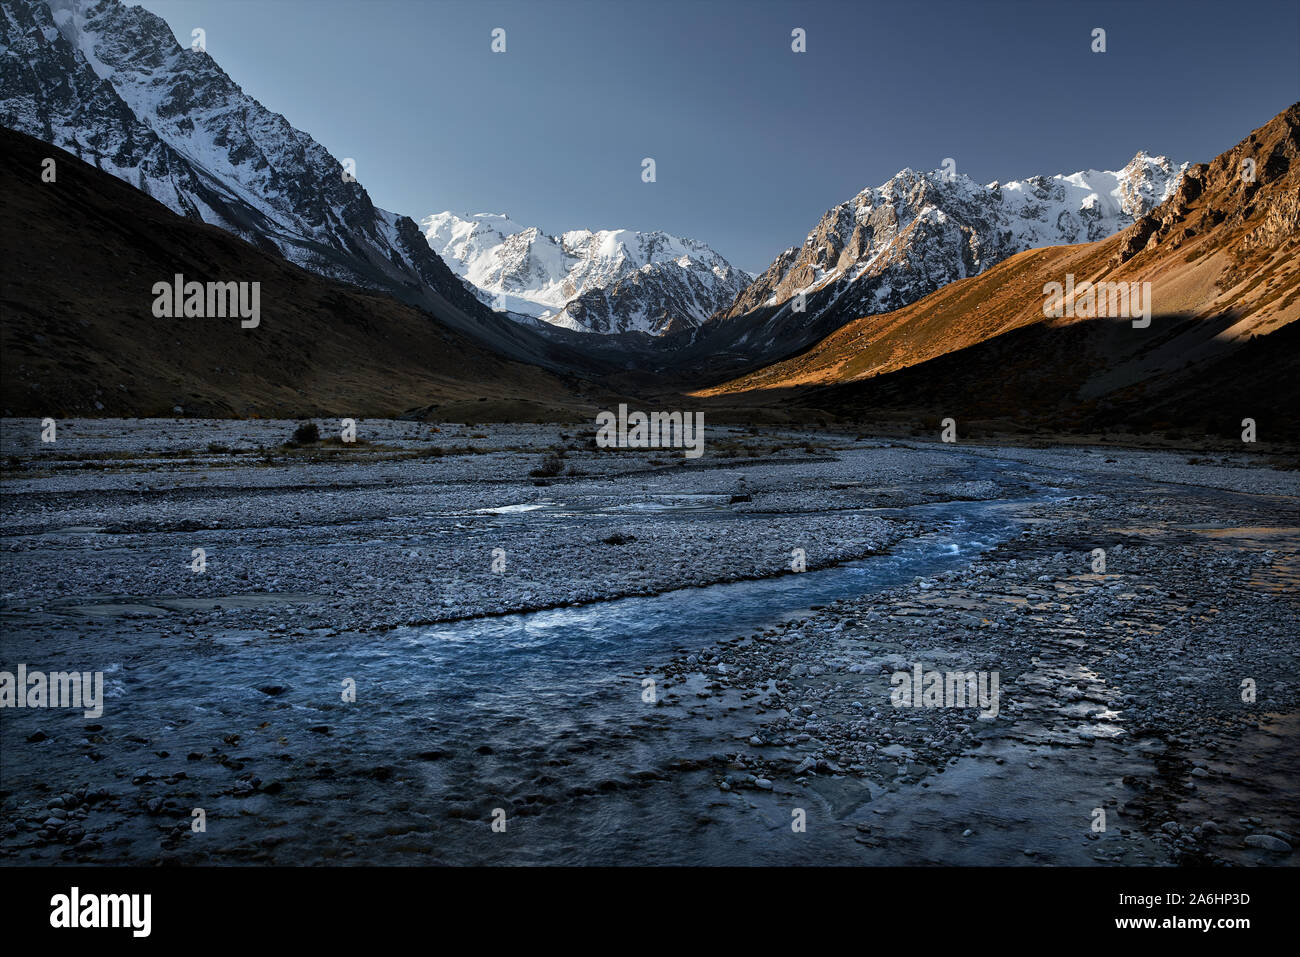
[0,126,599,419]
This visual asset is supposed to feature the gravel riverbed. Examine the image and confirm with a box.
[1,420,1296,865]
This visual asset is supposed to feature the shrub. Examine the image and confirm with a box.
[292,421,320,444]
[529,452,564,477]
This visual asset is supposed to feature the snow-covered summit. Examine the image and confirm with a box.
[0,0,499,340]
[720,151,1186,323]
[422,212,751,335]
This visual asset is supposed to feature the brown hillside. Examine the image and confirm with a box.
[696,104,1299,436]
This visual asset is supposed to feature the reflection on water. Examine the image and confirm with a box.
[115,497,1028,760]
[1109,523,1300,595]
[471,493,731,518]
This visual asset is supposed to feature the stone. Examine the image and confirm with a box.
[1243,834,1291,853]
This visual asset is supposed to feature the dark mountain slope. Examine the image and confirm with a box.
[0,126,599,418]
[0,0,607,374]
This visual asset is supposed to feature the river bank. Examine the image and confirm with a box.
[1,421,1295,864]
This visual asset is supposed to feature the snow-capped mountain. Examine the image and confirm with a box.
[678,153,1185,371]
[0,0,1188,372]
[423,212,751,335]
[0,0,541,360]
[699,105,1300,439]
[719,154,1186,322]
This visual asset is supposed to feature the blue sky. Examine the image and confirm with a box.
[135,0,1299,273]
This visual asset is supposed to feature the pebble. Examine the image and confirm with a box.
[1243,834,1292,852]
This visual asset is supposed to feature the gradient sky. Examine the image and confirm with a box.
[134,0,1299,273]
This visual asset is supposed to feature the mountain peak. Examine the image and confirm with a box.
[422,212,749,335]
[697,104,1300,439]
[702,150,1186,367]
[1,0,550,365]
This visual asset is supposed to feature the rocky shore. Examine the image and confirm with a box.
[646,473,1298,865]
[1,420,1295,865]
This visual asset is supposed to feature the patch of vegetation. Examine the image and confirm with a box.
[291,421,320,445]
[529,452,565,478]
